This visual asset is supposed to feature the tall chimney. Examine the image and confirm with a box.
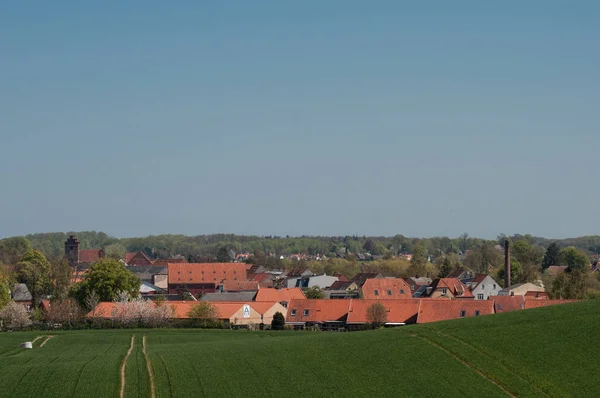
[504,239,511,289]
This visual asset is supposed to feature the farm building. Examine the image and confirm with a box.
[417,299,494,323]
[167,262,247,296]
[361,278,412,300]
[498,283,545,297]
[492,296,525,313]
[254,288,306,307]
[286,299,352,330]
[345,299,421,329]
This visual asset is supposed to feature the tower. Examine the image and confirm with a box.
[65,235,80,267]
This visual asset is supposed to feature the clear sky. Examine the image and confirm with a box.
[1,1,598,239]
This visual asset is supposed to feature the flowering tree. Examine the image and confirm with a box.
[0,301,32,330]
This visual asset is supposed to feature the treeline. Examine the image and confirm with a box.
[10,231,600,262]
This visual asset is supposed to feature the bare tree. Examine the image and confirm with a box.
[366,302,387,328]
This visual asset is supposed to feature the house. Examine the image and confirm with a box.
[285,299,352,330]
[167,262,247,296]
[221,280,260,292]
[446,267,474,280]
[238,301,288,326]
[64,235,105,267]
[361,278,412,300]
[467,274,501,300]
[423,278,474,299]
[201,292,257,302]
[524,291,548,300]
[417,299,494,323]
[285,268,316,288]
[254,288,306,307]
[290,274,339,289]
[492,296,525,313]
[345,299,421,329]
[125,251,153,266]
[498,283,545,297]
[11,283,32,312]
[327,281,359,291]
[349,273,384,287]
[405,277,432,294]
[153,257,188,266]
[171,302,263,328]
[139,281,167,296]
[322,289,361,299]
[126,266,168,290]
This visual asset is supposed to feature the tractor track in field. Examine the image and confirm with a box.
[142,336,156,398]
[414,334,516,397]
[433,329,552,398]
[39,335,55,347]
[120,335,135,398]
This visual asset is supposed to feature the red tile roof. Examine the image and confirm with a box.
[79,249,104,264]
[222,280,260,292]
[361,278,412,300]
[417,299,494,323]
[125,251,153,266]
[346,299,421,324]
[429,278,474,298]
[255,288,306,302]
[492,296,525,313]
[523,291,548,299]
[286,299,351,324]
[471,274,488,285]
[168,301,250,319]
[167,263,247,285]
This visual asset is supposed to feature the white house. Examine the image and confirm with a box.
[498,282,545,297]
[467,274,501,300]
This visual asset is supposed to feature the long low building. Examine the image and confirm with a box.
[89,300,287,328]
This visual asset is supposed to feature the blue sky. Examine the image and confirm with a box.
[1,1,598,239]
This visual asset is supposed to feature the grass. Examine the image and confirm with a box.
[0,300,598,397]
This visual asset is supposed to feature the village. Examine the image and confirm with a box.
[5,235,578,331]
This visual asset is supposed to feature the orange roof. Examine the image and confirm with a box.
[430,278,474,298]
[125,251,153,266]
[255,288,306,302]
[492,295,525,313]
[167,263,247,285]
[417,299,494,323]
[346,299,420,324]
[524,299,578,309]
[79,249,103,263]
[222,280,260,292]
[87,302,120,318]
[89,301,256,320]
[523,291,548,299]
[286,299,351,323]
[361,278,412,300]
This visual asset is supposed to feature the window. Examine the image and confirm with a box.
[386,290,392,296]
[481,284,484,289]
[497,304,503,310]
[441,288,447,295]
[459,310,466,317]
[400,289,405,294]
[303,309,310,316]
[475,310,480,316]
[290,309,296,316]
[374,289,379,296]
[493,284,496,289]
[477,294,484,300]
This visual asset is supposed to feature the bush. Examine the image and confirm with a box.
[0,301,32,330]
[271,311,285,330]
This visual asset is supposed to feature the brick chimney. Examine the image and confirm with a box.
[504,239,511,289]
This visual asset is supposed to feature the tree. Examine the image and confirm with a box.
[463,242,503,274]
[511,240,544,282]
[271,311,285,330]
[559,247,590,271]
[70,259,141,305]
[0,268,10,310]
[496,259,523,288]
[363,239,376,253]
[366,302,387,328]
[187,301,219,328]
[438,256,455,278]
[459,233,469,253]
[0,237,33,265]
[0,301,32,330]
[305,286,324,299]
[50,258,72,300]
[216,247,231,262]
[15,250,52,307]
[104,243,127,259]
[542,242,561,269]
[408,242,428,276]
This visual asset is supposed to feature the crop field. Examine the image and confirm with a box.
[0,300,598,398]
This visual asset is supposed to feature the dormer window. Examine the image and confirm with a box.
[374,289,379,296]
[290,309,296,316]
[386,290,392,296]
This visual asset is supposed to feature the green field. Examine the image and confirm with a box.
[1,301,598,397]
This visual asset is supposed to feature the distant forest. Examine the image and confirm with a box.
[9,231,600,262]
